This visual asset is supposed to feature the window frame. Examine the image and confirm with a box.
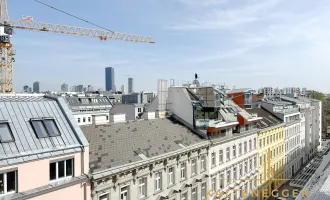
[98,192,109,200]
[180,162,186,180]
[49,157,74,182]
[43,119,61,137]
[155,171,162,191]
[30,118,61,138]
[191,159,197,176]
[139,176,147,198]
[0,168,17,196]
[168,166,175,186]
[201,155,206,171]
[0,122,15,143]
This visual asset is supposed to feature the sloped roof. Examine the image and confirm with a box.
[65,96,112,112]
[0,94,88,167]
[246,107,282,128]
[81,117,206,173]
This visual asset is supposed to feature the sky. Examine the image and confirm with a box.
[8,0,330,93]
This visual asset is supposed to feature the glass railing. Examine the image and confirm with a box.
[195,119,221,129]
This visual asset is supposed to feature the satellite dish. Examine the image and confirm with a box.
[195,73,198,79]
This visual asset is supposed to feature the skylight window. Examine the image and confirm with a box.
[44,119,60,137]
[31,120,48,138]
[31,119,61,138]
[0,123,14,143]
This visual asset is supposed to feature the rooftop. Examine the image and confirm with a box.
[227,88,253,94]
[0,94,89,167]
[65,96,112,112]
[81,117,206,173]
[246,107,282,128]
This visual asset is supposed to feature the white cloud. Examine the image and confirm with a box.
[168,0,284,30]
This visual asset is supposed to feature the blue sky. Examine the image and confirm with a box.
[9,0,330,92]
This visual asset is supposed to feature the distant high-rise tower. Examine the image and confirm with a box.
[105,67,115,91]
[128,77,134,93]
[33,81,40,93]
[121,84,127,94]
[61,83,68,92]
[23,85,32,93]
[77,85,84,92]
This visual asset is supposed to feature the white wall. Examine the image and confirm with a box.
[167,87,194,126]
[208,133,258,199]
[73,113,109,126]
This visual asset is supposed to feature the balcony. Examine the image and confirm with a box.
[195,119,219,129]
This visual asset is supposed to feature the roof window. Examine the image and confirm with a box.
[0,122,14,143]
[31,119,61,138]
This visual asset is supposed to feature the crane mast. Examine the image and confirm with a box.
[0,0,155,93]
[0,0,14,93]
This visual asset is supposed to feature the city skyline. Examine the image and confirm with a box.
[9,0,330,93]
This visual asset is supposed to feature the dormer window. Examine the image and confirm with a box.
[0,122,14,143]
[31,119,61,138]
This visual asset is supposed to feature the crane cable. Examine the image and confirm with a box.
[31,0,115,33]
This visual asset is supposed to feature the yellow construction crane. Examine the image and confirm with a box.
[0,0,155,93]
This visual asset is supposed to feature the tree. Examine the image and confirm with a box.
[307,90,325,102]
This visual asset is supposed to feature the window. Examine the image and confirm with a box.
[31,120,48,138]
[212,177,216,192]
[244,142,247,153]
[50,158,74,181]
[233,145,236,157]
[191,187,197,200]
[245,161,248,174]
[181,192,187,200]
[106,115,109,120]
[226,147,230,161]
[155,172,162,191]
[201,155,206,171]
[138,108,142,112]
[168,167,175,185]
[31,119,60,138]
[254,138,257,149]
[254,157,257,168]
[249,140,252,151]
[99,193,109,200]
[0,170,17,195]
[43,119,60,137]
[139,177,147,198]
[259,139,262,148]
[239,164,243,176]
[77,118,81,123]
[0,123,14,143]
[211,152,216,166]
[219,150,223,163]
[180,163,186,180]
[201,182,207,199]
[191,159,197,175]
[120,186,129,200]
[227,170,231,184]
[88,117,91,122]
[220,173,224,188]
[233,167,237,180]
[239,143,242,155]
[250,159,252,170]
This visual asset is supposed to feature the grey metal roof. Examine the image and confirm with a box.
[0,94,88,167]
[81,117,206,173]
[65,96,112,112]
[246,107,282,128]
[110,104,136,120]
